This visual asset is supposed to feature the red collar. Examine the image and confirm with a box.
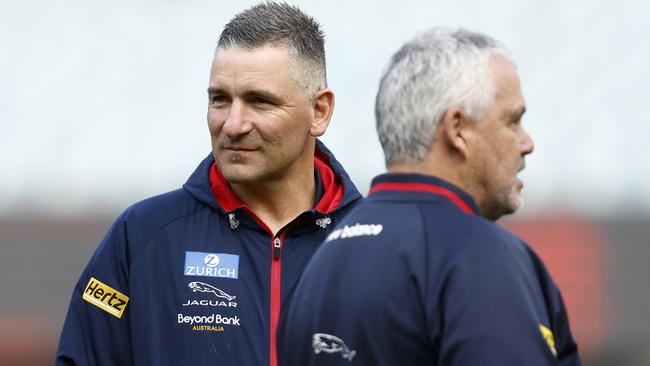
[209,153,344,214]
[369,182,475,215]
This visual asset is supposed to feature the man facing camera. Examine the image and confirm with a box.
[56,3,361,365]
[279,28,580,366]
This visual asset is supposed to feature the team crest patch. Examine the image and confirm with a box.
[539,324,557,357]
[184,251,239,279]
[82,277,129,318]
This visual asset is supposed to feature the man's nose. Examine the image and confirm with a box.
[222,100,253,138]
[520,128,535,155]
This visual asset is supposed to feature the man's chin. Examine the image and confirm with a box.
[514,196,525,212]
[508,193,525,215]
[488,194,523,221]
[222,172,257,185]
[218,164,259,185]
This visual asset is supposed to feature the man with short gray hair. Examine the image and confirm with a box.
[56,3,361,365]
[279,28,581,365]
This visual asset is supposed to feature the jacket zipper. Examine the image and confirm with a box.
[273,237,281,259]
[270,234,285,366]
[238,206,295,366]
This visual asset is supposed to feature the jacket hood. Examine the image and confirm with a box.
[183,139,362,214]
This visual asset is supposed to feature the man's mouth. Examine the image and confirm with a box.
[222,145,257,152]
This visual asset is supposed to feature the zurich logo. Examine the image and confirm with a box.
[204,254,220,267]
[184,251,239,279]
[312,333,356,361]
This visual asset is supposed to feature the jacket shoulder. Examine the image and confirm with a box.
[414,202,528,258]
[126,188,202,221]
[118,188,209,258]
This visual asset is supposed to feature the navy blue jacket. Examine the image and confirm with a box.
[56,140,362,366]
[279,173,581,366]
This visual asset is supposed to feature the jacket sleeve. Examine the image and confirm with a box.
[526,247,581,366]
[552,291,581,366]
[428,237,567,366]
[56,213,134,365]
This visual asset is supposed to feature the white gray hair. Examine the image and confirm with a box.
[375,28,513,166]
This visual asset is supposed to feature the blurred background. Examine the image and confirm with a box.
[1,0,648,364]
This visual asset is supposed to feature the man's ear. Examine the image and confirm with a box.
[439,107,472,158]
[309,88,334,137]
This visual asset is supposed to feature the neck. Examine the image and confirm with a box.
[388,154,490,217]
[231,163,316,236]
[387,155,468,195]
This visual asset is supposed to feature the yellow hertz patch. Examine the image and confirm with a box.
[82,277,129,318]
[539,324,557,357]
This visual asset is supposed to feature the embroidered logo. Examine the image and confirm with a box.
[325,223,383,242]
[184,251,240,279]
[313,333,356,361]
[82,277,129,318]
[539,324,557,357]
[188,281,236,301]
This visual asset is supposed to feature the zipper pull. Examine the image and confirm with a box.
[228,213,239,230]
[315,216,332,229]
[273,237,281,259]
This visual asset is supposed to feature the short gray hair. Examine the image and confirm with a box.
[217,1,326,95]
[375,28,513,166]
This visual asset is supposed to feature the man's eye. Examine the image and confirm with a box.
[211,95,228,103]
[250,95,275,105]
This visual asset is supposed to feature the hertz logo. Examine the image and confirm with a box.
[82,277,129,318]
